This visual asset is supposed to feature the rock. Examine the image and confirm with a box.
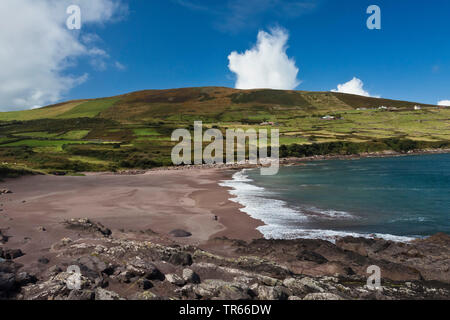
[282,278,308,295]
[169,229,192,238]
[48,265,63,276]
[0,272,15,292]
[64,218,112,237]
[38,257,50,265]
[303,292,343,300]
[297,250,328,264]
[37,226,46,232]
[76,256,108,277]
[15,272,37,286]
[166,274,186,286]
[298,277,325,293]
[288,296,302,300]
[169,252,193,266]
[95,288,123,300]
[137,278,153,290]
[3,249,24,260]
[257,285,289,300]
[68,290,95,300]
[0,189,12,194]
[195,280,252,300]
[126,258,164,280]
[133,291,161,300]
[182,268,200,284]
[0,230,8,243]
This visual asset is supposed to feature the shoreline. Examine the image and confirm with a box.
[88,147,450,176]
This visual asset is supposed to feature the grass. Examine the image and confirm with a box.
[0,87,448,173]
[56,98,120,119]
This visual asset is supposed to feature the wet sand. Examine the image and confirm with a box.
[0,169,263,265]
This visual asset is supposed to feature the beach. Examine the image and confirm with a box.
[0,168,263,266]
[1,162,449,300]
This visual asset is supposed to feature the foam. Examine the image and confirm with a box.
[220,169,416,243]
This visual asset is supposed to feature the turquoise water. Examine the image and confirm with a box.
[221,154,450,241]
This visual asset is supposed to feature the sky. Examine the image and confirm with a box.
[0,0,449,111]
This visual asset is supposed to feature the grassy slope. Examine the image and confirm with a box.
[0,87,448,173]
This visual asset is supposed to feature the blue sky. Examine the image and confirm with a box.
[1,0,449,110]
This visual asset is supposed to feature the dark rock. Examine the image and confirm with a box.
[0,230,8,243]
[169,229,192,238]
[137,278,153,290]
[76,256,108,278]
[169,252,193,266]
[64,218,112,237]
[182,268,200,284]
[68,290,95,300]
[0,272,15,292]
[127,258,164,281]
[297,250,328,264]
[38,257,50,265]
[15,272,37,286]
[3,249,24,260]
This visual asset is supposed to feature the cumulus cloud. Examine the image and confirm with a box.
[438,100,450,107]
[228,28,300,90]
[331,77,377,97]
[0,0,126,111]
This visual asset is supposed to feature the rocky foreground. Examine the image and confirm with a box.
[1,219,449,300]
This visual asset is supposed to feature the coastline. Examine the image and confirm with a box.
[1,153,450,300]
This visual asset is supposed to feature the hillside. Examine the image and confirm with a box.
[0,87,449,174]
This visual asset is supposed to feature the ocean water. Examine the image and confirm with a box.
[220,154,450,242]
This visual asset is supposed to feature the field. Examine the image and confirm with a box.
[0,87,448,175]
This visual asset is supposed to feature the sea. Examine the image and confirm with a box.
[220,153,450,242]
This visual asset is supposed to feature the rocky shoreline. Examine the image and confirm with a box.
[1,219,449,300]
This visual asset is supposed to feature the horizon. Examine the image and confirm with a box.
[0,0,449,111]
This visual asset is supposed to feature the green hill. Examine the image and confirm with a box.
[0,87,449,174]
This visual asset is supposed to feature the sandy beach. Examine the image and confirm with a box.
[0,169,263,266]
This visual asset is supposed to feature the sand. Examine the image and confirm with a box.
[0,169,263,265]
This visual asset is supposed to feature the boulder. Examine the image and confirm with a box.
[0,272,15,292]
[3,249,24,260]
[182,268,200,284]
[95,288,123,300]
[126,257,164,280]
[166,274,186,286]
[169,252,193,266]
[282,278,308,295]
[257,285,289,300]
[68,290,95,300]
[137,278,153,290]
[15,272,37,286]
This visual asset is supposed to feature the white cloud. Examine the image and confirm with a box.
[115,61,127,71]
[0,0,126,111]
[228,28,300,90]
[438,100,450,107]
[331,77,377,97]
